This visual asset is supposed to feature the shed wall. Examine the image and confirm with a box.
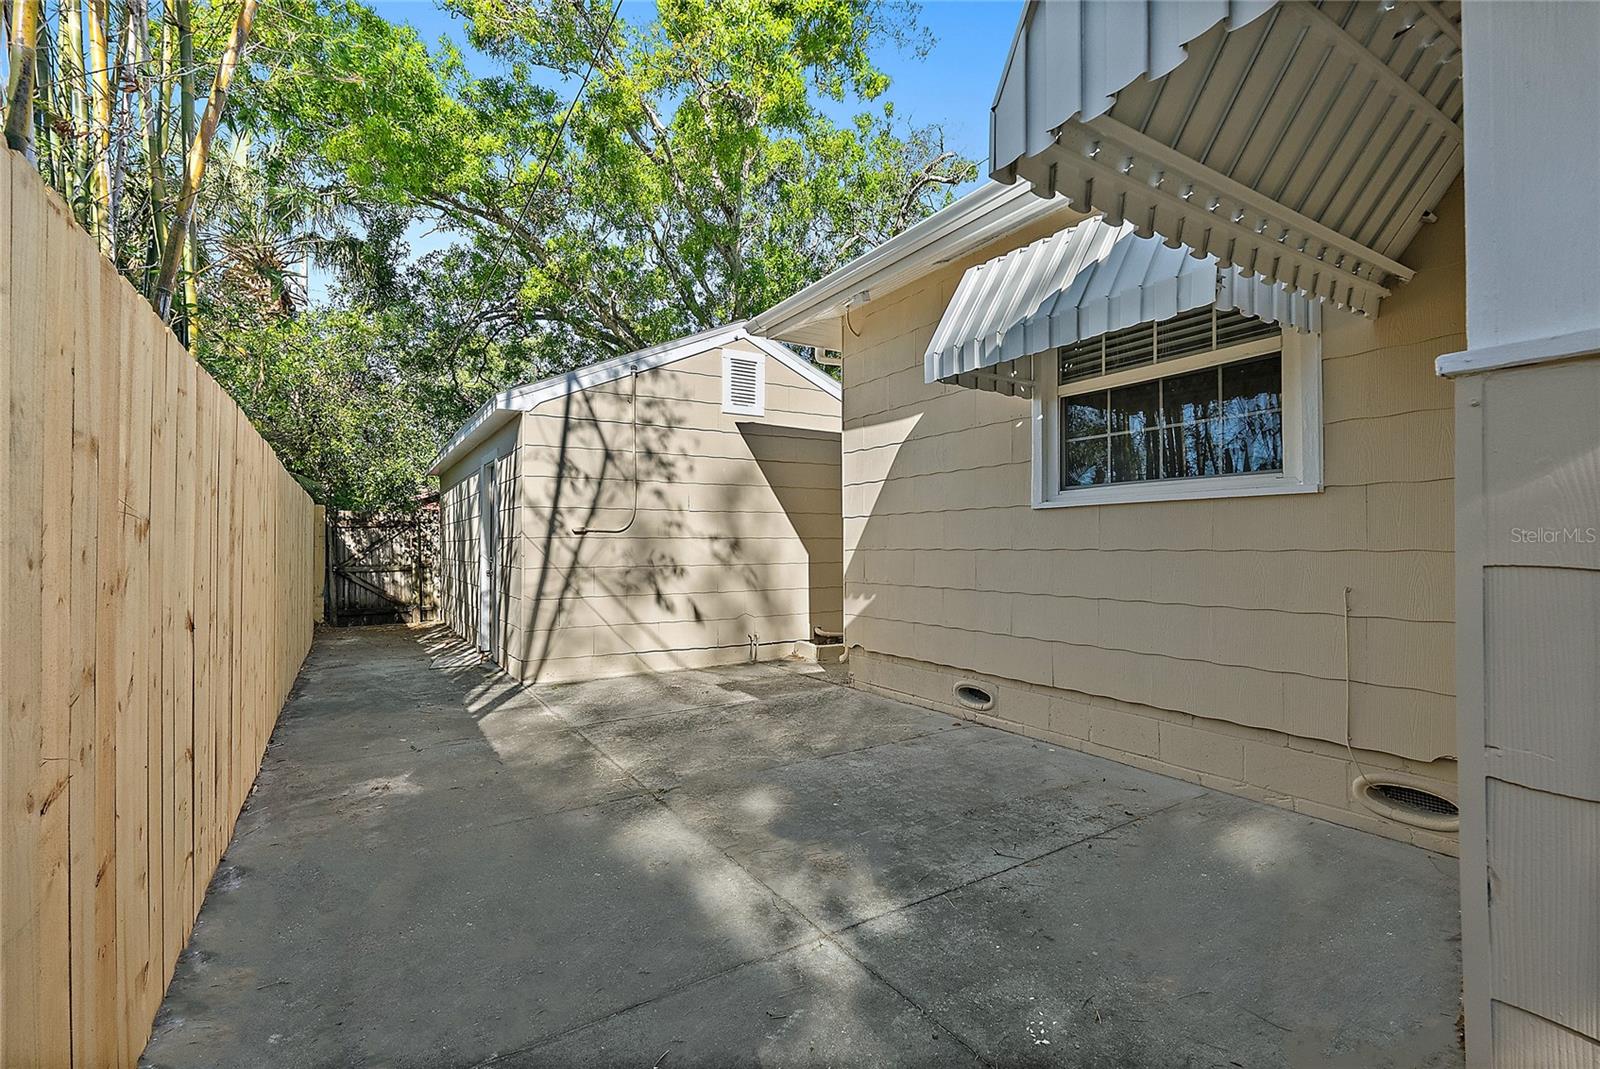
[838,182,1466,851]
[437,420,521,658]
[441,343,842,683]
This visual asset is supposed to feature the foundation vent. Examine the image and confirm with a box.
[954,681,994,712]
[1354,774,1460,832]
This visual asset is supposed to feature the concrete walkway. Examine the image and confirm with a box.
[143,627,1463,1069]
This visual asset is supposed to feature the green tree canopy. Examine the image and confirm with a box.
[19,0,978,510]
[250,0,976,357]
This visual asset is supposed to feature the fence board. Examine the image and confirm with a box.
[1,150,316,1068]
[3,129,74,1069]
[38,182,79,1069]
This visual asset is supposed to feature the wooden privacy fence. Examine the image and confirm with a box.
[1,153,317,1065]
[325,503,439,625]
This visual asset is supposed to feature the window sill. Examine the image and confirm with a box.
[1033,473,1321,509]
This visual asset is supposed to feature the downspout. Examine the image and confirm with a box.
[570,366,639,536]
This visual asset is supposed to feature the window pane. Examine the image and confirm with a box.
[1108,380,1159,434]
[1160,367,1219,426]
[1057,350,1288,493]
[1110,430,1160,483]
[1220,411,1284,473]
[1221,354,1282,417]
[1162,419,1224,479]
[1064,437,1110,488]
[1063,393,1108,438]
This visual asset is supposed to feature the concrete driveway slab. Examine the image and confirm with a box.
[656,726,1206,931]
[143,627,1462,1069]
[497,940,981,1069]
[575,683,955,791]
[150,791,812,1069]
[836,791,1463,1069]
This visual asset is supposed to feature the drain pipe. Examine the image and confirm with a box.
[748,633,759,662]
[571,366,639,536]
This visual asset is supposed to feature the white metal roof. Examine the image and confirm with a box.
[747,181,1080,349]
[428,324,838,475]
[989,0,1464,317]
[926,216,1319,394]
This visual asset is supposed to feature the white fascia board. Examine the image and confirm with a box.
[748,181,1077,347]
[427,396,520,478]
[746,335,841,401]
[429,323,836,474]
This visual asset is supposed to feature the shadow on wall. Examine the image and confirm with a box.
[739,422,844,636]
[510,379,803,683]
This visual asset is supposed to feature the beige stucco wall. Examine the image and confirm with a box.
[838,183,1467,852]
[441,342,842,683]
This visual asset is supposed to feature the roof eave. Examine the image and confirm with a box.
[429,324,838,475]
[749,181,1078,348]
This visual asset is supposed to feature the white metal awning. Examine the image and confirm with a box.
[989,0,1464,317]
[926,216,1319,393]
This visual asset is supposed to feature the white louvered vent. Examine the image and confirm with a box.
[722,350,765,416]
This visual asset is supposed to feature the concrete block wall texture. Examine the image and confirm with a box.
[837,180,1468,851]
[437,342,843,683]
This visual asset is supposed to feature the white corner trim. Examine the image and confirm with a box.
[1435,327,1600,378]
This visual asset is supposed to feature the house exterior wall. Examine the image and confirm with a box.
[838,182,1467,852]
[1454,356,1600,1065]
[1452,4,1600,1063]
[442,341,842,684]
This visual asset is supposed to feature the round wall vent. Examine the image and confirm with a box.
[1353,774,1460,832]
[954,681,995,712]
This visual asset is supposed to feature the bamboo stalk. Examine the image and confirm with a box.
[135,0,168,288]
[59,0,91,217]
[86,0,114,249]
[4,0,39,158]
[35,0,58,180]
[176,0,197,336]
[154,0,257,321]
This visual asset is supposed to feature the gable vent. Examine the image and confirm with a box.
[723,351,765,416]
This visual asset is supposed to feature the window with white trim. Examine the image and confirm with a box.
[722,350,765,416]
[1033,306,1322,508]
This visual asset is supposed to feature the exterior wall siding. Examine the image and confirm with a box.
[437,420,520,654]
[1455,354,1600,1062]
[839,182,1467,852]
[442,342,842,683]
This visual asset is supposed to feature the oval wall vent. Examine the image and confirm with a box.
[954,682,994,712]
[1353,774,1460,832]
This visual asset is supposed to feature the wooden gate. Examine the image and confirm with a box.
[325,501,438,625]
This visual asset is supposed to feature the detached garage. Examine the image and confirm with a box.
[430,324,843,683]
